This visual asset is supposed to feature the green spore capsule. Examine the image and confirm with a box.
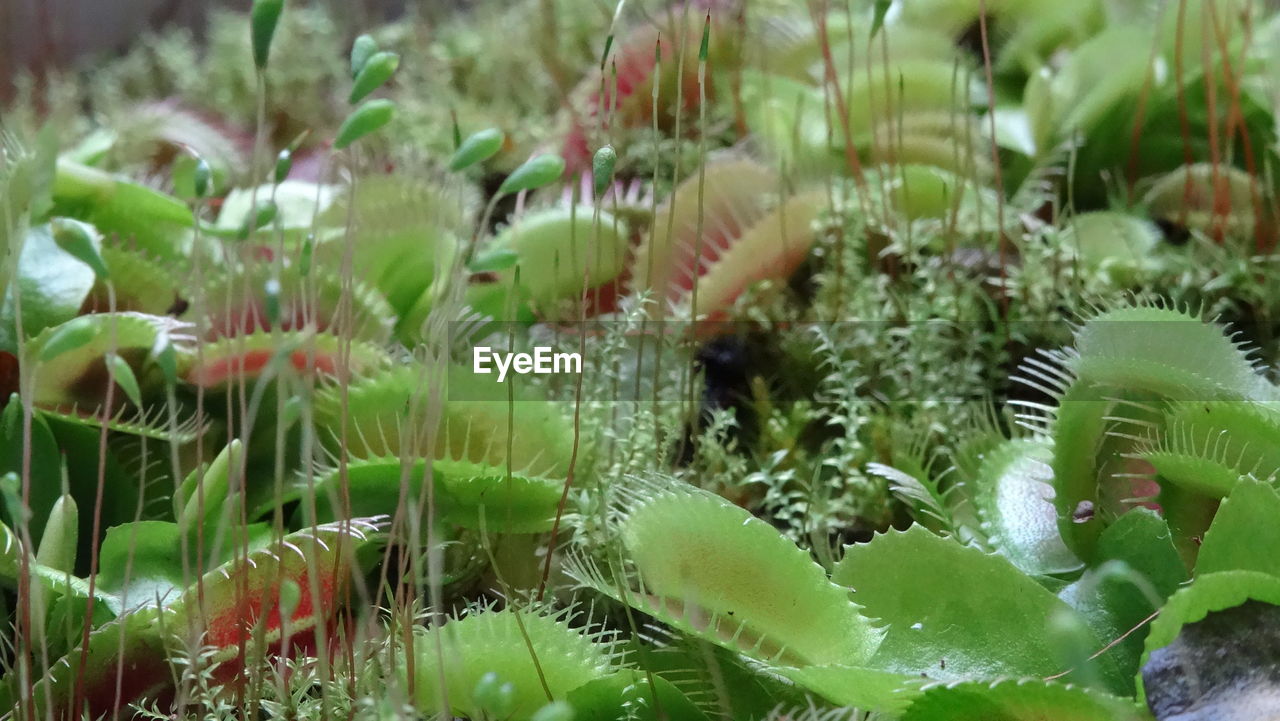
[497,154,565,196]
[239,199,279,239]
[105,353,143,407]
[50,218,108,280]
[591,146,616,197]
[273,149,293,184]
[334,100,396,150]
[449,128,505,171]
[350,33,378,78]
[193,157,213,198]
[250,0,285,70]
[349,51,400,104]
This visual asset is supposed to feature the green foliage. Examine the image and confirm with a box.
[4,0,1280,719]
[833,526,1121,691]
[406,605,622,720]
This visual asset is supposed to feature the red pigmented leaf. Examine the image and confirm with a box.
[19,518,385,721]
[182,331,390,388]
[633,158,777,306]
[632,159,822,325]
[563,8,734,172]
[185,517,387,661]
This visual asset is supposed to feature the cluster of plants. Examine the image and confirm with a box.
[2,0,1280,719]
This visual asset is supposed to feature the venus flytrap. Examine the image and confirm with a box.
[404,604,623,720]
[1012,302,1280,562]
[247,456,566,534]
[566,477,883,668]
[104,353,143,408]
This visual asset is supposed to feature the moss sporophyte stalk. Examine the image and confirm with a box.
[2,0,1280,719]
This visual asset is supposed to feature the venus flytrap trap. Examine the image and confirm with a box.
[565,477,882,668]
[402,604,624,720]
[251,456,566,534]
[1011,302,1280,563]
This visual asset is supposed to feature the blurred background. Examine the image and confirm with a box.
[0,0,418,102]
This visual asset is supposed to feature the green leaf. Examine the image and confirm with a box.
[44,414,148,548]
[566,671,710,721]
[1137,400,1280,500]
[408,607,621,720]
[30,311,181,409]
[575,480,883,667]
[214,181,337,233]
[175,439,242,531]
[530,701,573,721]
[22,518,381,720]
[1047,305,1275,562]
[1060,212,1161,282]
[472,672,516,718]
[250,0,285,69]
[36,316,99,363]
[334,99,396,150]
[168,518,384,666]
[900,678,1148,721]
[349,51,400,104]
[484,206,630,310]
[1197,478,1280,577]
[35,493,77,573]
[768,665,924,713]
[1058,509,1187,694]
[833,526,1120,690]
[0,224,99,354]
[449,128,505,172]
[96,519,273,610]
[0,404,62,548]
[52,159,194,260]
[1138,571,1280,704]
[467,248,520,273]
[314,364,575,478]
[6,605,168,721]
[497,154,566,196]
[96,520,187,607]
[313,174,462,320]
[250,456,564,534]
